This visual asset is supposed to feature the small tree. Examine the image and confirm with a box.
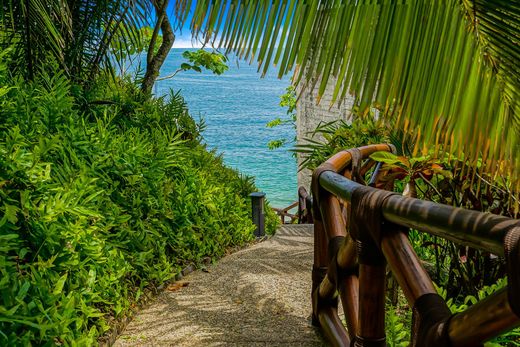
[141,0,175,94]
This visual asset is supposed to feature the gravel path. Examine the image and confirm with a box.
[114,224,325,346]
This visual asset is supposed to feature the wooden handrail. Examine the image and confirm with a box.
[319,170,516,255]
[272,187,314,224]
[310,144,520,346]
[273,201,298,224]
[298,186,313,224]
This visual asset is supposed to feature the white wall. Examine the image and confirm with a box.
[295,77,355,191]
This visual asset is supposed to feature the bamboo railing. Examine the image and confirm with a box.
[272,187,313,224]
[273,201,298,224]
[310,144,520,346]
[298,186,313,224]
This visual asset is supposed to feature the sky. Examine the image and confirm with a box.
[172,36,203,48]
[167,2,287,50]
[168,2,212,49]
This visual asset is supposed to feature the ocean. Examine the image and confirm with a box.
[155,49,297,208]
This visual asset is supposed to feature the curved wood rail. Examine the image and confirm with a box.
[298,186,313,224]
[273,201,299,224]
[310,144,520,346]
[272,187,313,224]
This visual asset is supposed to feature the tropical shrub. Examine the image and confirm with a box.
[385,303,411,347]
[294,117,392,171]
[0,59,260,344]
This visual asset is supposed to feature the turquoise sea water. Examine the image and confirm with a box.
[155,49,297,208]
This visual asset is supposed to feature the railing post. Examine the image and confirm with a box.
[249,192,265,237]
[355,241,387,347]
[311,198,328,325]
[298,186,313,224]
[350,188,394,346]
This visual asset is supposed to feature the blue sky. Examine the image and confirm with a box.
[172,18,201,48]
[168,2,212,48]
[167,2,287,49]
[172,34,202,48]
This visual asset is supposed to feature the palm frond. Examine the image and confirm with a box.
[0,0,151,81]
[179,0,520,183]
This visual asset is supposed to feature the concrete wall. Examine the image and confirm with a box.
[296,78,355,191]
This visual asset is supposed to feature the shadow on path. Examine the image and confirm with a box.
[115,225,325,346]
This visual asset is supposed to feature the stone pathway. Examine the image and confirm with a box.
[114,224,325,346]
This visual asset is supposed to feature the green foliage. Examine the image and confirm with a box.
[111,26,163,61]
[266,139,287,150]
[110,26,165,76]
[369,151,453,194]
[385,304,410,347]
[84,76,201,139]
[0,0,148,81]
[180,50,228,75]
[0,58,257,344]
[280,85,297,115]
[294,117,391,171]
[267,85,297,150]
[156,50,229,82]
[264,200,281,235]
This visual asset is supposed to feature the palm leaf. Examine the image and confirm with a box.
[0,0,151,81]
[178,0,520,185]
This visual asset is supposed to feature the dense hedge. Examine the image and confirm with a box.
[0,64,276,344]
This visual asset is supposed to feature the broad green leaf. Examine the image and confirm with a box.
[370,151,402,165]
[2,204,19,224]
[53,273,68,295]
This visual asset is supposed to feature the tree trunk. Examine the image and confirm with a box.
[141,0,174,95]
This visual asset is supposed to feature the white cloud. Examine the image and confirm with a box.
[172,37,203,49]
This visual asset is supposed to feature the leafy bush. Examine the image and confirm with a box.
[385,303,410,347]
[264,200,280,235]
[0,63,257,344]
[294,117,392,171]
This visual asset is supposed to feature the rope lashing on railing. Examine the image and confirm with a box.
[320,170,518,255]
[309,144,520,347]
[411,292,452,347]
[350,186,397,245]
